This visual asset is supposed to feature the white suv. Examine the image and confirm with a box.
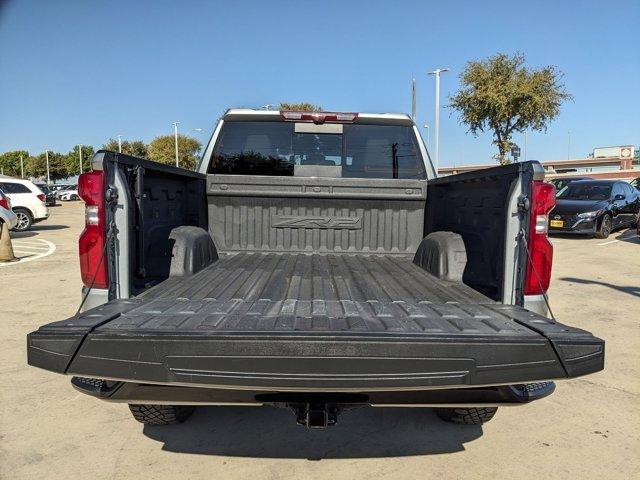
[0,176,49,231]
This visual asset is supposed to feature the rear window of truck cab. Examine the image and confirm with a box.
[207,121,426,179]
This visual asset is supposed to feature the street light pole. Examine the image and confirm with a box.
[45,150,50,184]
[172,122,180,167]
[78,144,83,174]
[20,154,24,178]
[117,135,122,153]
[524,131,528,162]
[427,68,450,175]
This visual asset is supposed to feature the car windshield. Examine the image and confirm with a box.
[208,121,426,179]
[557,183,612,200]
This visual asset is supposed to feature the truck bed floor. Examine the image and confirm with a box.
[126,252,492,333]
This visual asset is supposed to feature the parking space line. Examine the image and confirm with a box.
[0,239,56,266]
[10,244,51,251]
[597,233,637,246]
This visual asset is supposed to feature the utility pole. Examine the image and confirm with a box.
[45,150,50,184]
[78,144,83,174]
[411,78,417,120]
[172,121,180,167]
[117,135,122,153]
[427,68,450,175]
[20,154,24,178]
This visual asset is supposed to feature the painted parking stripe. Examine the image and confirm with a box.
[10,244,51,250]
[597,232,637,246]
[0,239,56,266]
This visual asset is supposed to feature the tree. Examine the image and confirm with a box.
[278,102,323,112]
[147,134,201,170]
[26,151,67,181]
[64,145,95,176]
[102,138,148,158]
[0,150,29,177]
[449,53,572,164]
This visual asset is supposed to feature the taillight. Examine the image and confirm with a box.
[524,181,556,295]
[280,111,358,124]
[0,192,9,210]
[78,171,108,289]
[37,193,46,203]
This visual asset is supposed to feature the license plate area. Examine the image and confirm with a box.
[550,220,564,228]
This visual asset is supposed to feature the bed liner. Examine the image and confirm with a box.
[27,252,604,391]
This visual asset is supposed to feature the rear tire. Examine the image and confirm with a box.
[128,404,195,425]
[594,214,612,239]
[435,407,498,425]
[12,208,33,232]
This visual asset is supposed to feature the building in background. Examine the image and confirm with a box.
[439,145,639,181]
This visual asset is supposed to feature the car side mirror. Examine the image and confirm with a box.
[614,194,625,201]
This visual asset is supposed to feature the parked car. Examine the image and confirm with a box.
[35,184,58,207]
[0,176,49,231]
[0,187,18,230]
[59,188,80,201]
[54,184,77,199]
[548,176,592,195]
[27,109,604,429]
[549,180,640,238]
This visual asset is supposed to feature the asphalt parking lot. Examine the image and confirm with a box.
[1,202,638,480]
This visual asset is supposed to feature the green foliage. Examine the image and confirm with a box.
[278,102,323,112]
[147,134,202,170]
[449,52,572,164]
[0,150,29,177]
[102,138,148,158]
[64,145,95,176]
[26,151,67,181]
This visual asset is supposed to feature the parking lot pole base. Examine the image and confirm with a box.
[0,221,17,262]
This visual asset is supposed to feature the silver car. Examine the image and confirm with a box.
[0,187,18,230]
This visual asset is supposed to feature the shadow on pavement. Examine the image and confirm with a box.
[143,405,482,459]
[31,224,69,231]
[11,224,69,239]
[550,227,636,241]
[559,277,640,298]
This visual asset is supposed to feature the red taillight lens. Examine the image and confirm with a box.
[78,171,108,289]
[37,193,46,203]
[0,191,9,210]
[280,111,358,124]
[524,181,556,295]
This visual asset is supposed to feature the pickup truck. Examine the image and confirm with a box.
[27,109,604,429]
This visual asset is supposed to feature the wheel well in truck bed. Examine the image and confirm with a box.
[424,164,527,302]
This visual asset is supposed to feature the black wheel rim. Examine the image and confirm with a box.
[603,217,611,236]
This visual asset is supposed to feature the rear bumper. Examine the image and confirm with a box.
[549,218,597,235]
[27,301,605,394]
[70,376,558,407]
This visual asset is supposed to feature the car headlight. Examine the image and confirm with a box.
[577,210,603,219]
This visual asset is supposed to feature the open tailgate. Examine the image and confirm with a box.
[27,297,604,391]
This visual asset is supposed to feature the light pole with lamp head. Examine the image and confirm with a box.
[427,68,450,175]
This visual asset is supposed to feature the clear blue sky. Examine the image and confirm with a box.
[1,0,638,166]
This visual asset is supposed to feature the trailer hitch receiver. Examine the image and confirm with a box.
[292,403,339,429]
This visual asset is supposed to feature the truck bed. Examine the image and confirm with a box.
[27,252,604,392]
